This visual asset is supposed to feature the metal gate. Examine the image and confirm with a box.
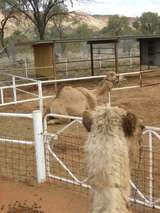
[44,113,160,210]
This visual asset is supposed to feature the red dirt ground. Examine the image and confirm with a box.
[1,71,160,212]
[0,178,90,213]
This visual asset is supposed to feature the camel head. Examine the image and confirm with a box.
[95,72,118,96]
[82,106,144,140]
[83,107,144,169]
[104,71,119,89]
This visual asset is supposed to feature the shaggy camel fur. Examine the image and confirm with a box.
[47,72,118,123]
[82,106,144,213]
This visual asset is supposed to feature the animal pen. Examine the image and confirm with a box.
[0,70,160,213]
[2,36,160,81]
[1,36,160,212]
[9,37,142,79]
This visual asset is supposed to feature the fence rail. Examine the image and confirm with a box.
[0,110,46,184]
[0,109,160,211]
[43,113,160,210]
[0,69,159,111]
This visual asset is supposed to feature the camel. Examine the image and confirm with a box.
[47,72,118,124]
[82,106,144,213]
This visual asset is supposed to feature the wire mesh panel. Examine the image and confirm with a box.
[45,119,90,192]
[131,128,160,212]
[45,116,160,212]
[0,115,37,185]
[140,70,160,87]
[0,137,36,184]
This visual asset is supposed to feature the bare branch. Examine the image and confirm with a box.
[5,0,75,40]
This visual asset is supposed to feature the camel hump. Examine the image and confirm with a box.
[56,85,74,97]
[77,87,96,110]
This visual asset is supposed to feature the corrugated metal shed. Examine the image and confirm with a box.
[137,36,160,66]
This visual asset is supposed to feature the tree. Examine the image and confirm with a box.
[74,23,93,39]
[133,12,160,35]
[0,1,17,55]
[6,30,29,44]
[6,0,73,40]
[52,3,68,39]
[101,15,133,36]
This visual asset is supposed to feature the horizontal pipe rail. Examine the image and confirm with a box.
[0,138,34,145]
[0,69,159,108]
[16,88,38,97]
[44,113,82,121]
[0,72,37,82]
[145,126,160,131]
[0,112,32,119]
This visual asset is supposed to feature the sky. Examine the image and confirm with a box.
[67,0,160,17]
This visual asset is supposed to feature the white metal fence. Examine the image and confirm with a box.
[43,113,160,211]
[0,109,160,211]
[1,69,157,111]
[0,110,46,184]
[0,71,159,115]
[0,71,142,112]
[0,71,160,212]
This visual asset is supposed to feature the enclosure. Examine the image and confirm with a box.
[0,67,160,212]
[1,36,160,80]
[1,36,160,212]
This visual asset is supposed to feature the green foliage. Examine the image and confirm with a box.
[46,27,60,39]
[100,12,160,37]
[51,3,68,39]
[6,0,71,40]
[73,23,93,39]
[101,15,134,36]
[1,1,160,43]
[133,12,160,35]
[0,0,18,56]
[5,30,29,45]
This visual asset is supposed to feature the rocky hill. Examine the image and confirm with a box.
[65,12,108,30]
[2,11,136,38]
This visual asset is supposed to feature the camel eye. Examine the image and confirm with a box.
[140,124,145,131]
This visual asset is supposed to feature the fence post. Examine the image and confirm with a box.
[108,91,111,106]
[12,76,17,103]
[0,88,4,104]
[38,81,43,114]
[99,55,102,70]
[65,58,68,77]
[24,58,28,78]
[148,131,153,204]
[33,110,46,184]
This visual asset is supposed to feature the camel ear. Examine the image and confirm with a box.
[82,111,93,132]
[122,112,137,137]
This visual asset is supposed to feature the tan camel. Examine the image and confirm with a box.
[82,106,144,213]
[47,72,118,124]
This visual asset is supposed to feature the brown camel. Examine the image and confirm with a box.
[47,72,118,124]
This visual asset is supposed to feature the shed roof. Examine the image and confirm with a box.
[87,38,118,44]
[16,38,119,46]
[137,35,160,41]
[16,36,160,47]
[32,41,55,46]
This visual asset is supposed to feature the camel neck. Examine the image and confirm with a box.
[94,83,111,96]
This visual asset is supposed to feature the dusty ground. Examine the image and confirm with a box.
[0,178,90,213]
[0,71,160,213]
[0,178,159,213]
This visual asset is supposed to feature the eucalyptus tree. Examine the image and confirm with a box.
[101,15,132,36]
[0,0,17,54]
[6,0,74,40]
[133,12,160,35]
[51,3,69,40]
